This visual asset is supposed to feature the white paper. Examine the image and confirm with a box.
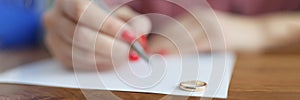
[0,53,235,98]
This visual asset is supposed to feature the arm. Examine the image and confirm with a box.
[217,11,300,52]
[147,11,300,54]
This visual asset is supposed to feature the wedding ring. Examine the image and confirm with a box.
[179,80,207,92]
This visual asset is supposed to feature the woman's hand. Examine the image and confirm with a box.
[44,0,151,71]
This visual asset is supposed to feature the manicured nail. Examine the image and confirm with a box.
[121,30,136,43]
[129,51,140,61]
[139,34,147,49]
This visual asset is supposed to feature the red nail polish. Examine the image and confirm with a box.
[129,51,140,61]
[139,34,147,49]
[121,30,136,43]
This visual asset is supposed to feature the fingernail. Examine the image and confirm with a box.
[129,51,140,61]
[139,34,147,49]
[121,30,136,43]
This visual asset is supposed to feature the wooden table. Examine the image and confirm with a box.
[0,48,299,100]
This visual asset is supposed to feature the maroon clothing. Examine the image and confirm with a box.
[209,0,300,15]
[104,0,300,16]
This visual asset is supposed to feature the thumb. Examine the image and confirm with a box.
[147,34,179,55]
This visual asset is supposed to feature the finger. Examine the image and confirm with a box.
[115,6,152,35]
[147,34,178,55]
[44,8,131,59]
[74,25,130,61]
[57,0,138,42]
[46,32,114,70]
[114,6,140,21]
[46,32,73,68]
[44,8,74,43]
[196,39,211,53]
[126,15,152,36]
[147,31,206,55]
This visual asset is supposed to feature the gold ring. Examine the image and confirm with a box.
[179,80,207,92]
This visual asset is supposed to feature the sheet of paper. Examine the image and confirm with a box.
[0,53,235,98]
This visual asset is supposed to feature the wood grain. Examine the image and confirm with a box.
[0,48,299,100]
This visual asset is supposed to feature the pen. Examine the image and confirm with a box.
[94,0,149,62]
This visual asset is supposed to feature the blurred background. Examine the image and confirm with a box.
[0,0,53,71]
[0,0,52,50]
